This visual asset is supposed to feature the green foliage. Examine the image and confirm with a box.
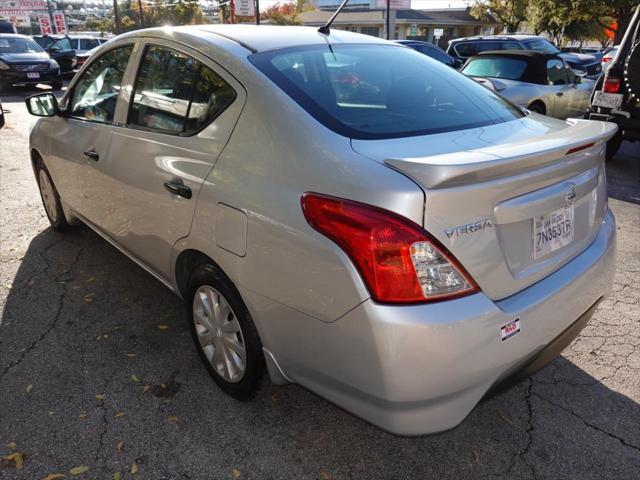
[470,0,529,33]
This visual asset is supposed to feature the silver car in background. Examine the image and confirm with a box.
[25,25,617,435]
[463,50,594,118]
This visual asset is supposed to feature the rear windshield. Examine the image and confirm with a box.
[462,57,528,80]
[250,44,523,140]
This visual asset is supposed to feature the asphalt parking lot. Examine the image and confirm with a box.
[1,87,639,480]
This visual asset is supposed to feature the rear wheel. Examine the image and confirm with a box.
[35,159,69,231]
[528,101,546,115]
[187,264,265,400]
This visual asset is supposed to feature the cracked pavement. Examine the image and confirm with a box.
[1,89,639,480]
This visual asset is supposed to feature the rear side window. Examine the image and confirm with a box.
[80,38,99,50]
[128,45,236,134]
[547,59,568,85]
[250,44,523,140]
[454,42,478,58]
[462,57,528,80]
[416,45,452,65]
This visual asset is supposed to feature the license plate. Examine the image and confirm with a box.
[592,91,623,109]
[26,72,40,79]
[533,206,574,260]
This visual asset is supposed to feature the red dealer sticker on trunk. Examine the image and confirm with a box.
[501,318,521,342]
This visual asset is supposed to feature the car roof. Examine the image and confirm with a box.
[0,33,30,39]
[451,34,541,43]
[118,25,390,53]
[476,50,559,60]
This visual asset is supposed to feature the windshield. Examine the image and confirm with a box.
[250,44,523,140]
[524,39,559,54]
[0,37,45,54]
[462,57,528,80]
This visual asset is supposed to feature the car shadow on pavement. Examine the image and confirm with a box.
[1,224,639,479]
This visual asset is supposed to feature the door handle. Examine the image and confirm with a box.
[83,149,99,161]
[164,180,192,199]
[555,92,564,97]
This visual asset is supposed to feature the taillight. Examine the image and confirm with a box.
[603,76,621,93]
[301,193,478,304]
[602,56,612,63]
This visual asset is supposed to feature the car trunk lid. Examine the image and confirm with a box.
[351,116,617,300]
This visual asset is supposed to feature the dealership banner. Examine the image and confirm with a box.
[37,14,52,34]
[234,0,255,17]
[0,0,46,11]
[52,10,67,34]
[0,10,30,26]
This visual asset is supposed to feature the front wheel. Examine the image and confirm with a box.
[187,264,265,400]
[528,101,546,115]
[35,159,69,231]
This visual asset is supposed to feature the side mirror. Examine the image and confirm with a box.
[48,46,60,54]
[25,93,59,117]
[574,75,582,84]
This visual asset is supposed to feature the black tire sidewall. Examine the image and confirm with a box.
[186,264,265,400]
[606,132,623,161]
[35,159,69,231]
[528,102,545,114]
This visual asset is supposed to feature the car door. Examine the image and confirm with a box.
[44,42,135,219]
[91,40,245,280]
[546,58,572,118]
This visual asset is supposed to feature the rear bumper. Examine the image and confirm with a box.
[270,209,616,435]
[589,111,640,141]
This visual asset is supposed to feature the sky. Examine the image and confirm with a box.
[255,0,473,10]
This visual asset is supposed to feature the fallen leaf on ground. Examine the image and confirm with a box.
[116,441,124,453]
[3,452,24,469]
[113,472,121,480]
[69,465,89,475]
[95,394,104,400]
[43,474,65,480]
[7,442,17,451]
[114,412,125,418]
[83,294,95,303]
[126,353,137,358]
[78,412,87,419]
[131,374,140,383]
[497,410,513,425]
[96,335,103,341]
[130,462,138,475]
[142,385,151,393]
[473,450,480,463]
[157,324,169,330]
[319,470,333,480]
[26,384,33,394]
[48,411,55,416]
[232,468,241,478]
[167,416,178,422]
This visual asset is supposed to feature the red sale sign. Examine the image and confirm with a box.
[38,14,52,35]
[52,11,67,35]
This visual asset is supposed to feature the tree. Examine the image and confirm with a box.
[470,0,529,33]
[263,2,302,25]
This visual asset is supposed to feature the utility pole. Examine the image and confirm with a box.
[137,0,144,27]
[113,0,122,34]
[230,0,235,23]
[255,0,260,25]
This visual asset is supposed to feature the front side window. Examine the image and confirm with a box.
[462,57,528,80]
[70,45,133,123]
[80,38,99,50]
[250,44,523,140]
[51,37,72,51]
[128,45,236,134]
[547,59,568,85]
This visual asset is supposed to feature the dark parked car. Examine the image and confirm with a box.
[0,19,16,34]
[447,35,603,79]
[0,34,62,91]
[33,35,77,74]
[588,4,640,159]
[395,40,461,68]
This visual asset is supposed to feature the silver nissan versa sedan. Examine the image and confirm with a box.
[25,25,617,436]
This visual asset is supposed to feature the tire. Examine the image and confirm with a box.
[528,101,546,115]
[35,159,69,232]
[187,264,265,400]
[606,131,623,161]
